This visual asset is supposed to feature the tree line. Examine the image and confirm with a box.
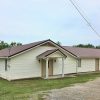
[0,41,100,50]
[73,44,100,49]
[0,41,22,50]
[56,41,100,49]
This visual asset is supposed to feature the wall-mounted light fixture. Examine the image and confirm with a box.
[38,60,40,63]
[54,59,56,62]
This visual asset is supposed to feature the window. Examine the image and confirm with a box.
[78,59,81,67]
[5,59,7,71]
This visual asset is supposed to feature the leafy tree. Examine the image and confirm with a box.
[10,42,17,46]
[0,41,9,50]
[96,45,100,49]
[10,42,22,47]
[0,41,22,50]
[74,44,95,48]
[17,43,22,46]
[56,41,61,45]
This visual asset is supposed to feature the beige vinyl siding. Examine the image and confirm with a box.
[0,59,5,73]
[53,54,77,75]
[53,58,62,75]
[48,51,65,58]
[9,46,56,80]
[0,59,7,79]
[64,54,77,74]
[77,58,95,72]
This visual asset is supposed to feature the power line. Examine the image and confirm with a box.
[67,0,100,38]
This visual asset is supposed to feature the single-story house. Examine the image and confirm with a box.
[0,39,100,81]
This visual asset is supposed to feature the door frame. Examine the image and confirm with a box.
[48,59,53,76]
[41,59,53,77]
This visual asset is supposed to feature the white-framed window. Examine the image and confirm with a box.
[78,59,81,67]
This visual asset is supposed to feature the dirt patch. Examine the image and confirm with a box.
[44,78,100,100]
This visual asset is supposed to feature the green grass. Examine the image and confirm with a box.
[0,73,100,100]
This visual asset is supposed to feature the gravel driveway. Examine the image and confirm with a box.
[44,78,100,100]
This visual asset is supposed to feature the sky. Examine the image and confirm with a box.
[0,0,100,46]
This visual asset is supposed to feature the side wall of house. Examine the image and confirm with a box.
[77,58,95,72]
[9,46,56,80]
[1,45,99,80]
[53,58,96,76]
[53,54,77,75]
[64,55,77,74]
[0,59,7,79]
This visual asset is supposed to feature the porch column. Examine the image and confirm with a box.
[62,58,64,77]
[46,58,49,79]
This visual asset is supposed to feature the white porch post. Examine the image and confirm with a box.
[46,58,49,79]
[62,58,64,77]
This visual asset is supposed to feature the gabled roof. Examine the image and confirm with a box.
[63,46,100,58]
[0,39,76,58]
[0,39,100,59]
[37,49,67,59]
[0,39,50,57]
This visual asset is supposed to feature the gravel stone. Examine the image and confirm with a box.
[45,78,100,100]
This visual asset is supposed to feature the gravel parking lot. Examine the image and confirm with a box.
[45,78,100,100]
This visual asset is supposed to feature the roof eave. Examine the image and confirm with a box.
[48,40,78,58]
[0,56,9,59]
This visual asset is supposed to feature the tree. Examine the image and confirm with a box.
[10,42,17,46]
[0,41,22,50]
[10,42,22,47]
[96,45,100,49]
[0,41,9,50]
[17,43,22,46]
[74,44,95,48]
[56,41,61,45]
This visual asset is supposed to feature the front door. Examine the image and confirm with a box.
[95,59,99,71]
[41,59,53,77]
[48,59,53,76]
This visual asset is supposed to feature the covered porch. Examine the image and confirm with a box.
[37,49,67,79]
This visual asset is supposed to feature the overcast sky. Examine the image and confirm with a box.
[0,0,100,46]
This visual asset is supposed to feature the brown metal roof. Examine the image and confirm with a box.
[0,39,100,58]
[0,39,50,57]
[63,46,100,58]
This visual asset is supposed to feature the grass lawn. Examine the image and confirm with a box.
[0,73,100,100]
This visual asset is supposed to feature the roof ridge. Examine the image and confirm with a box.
[22,39,50,46]
[0,39,50,50]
